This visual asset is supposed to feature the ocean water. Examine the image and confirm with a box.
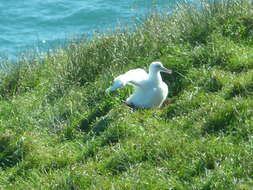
[0,0,176,60]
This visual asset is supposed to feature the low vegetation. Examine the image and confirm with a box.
[0,0,253,189]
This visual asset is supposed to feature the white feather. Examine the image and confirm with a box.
[105,68,148,93]
[106,62,172,108]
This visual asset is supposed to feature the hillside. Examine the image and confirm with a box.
[0,0,253,189]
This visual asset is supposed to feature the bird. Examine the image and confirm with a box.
[106,61,172,108]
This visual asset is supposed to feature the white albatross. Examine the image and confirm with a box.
[106,62,172,108]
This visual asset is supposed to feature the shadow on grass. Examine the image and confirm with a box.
[80,104,112,134]
[0,133,24,169]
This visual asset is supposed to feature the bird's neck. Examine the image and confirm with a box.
[149,70,162,84]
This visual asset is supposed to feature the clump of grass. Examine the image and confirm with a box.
[0,132,24,169]
[224,71,253,98]
[202,101,238,134]
[0,0,253,189]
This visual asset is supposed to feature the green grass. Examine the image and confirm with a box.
[1,0,253,189]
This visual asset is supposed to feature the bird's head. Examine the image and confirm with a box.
[149,62,172,74]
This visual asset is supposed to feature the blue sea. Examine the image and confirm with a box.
[0,0,176,60]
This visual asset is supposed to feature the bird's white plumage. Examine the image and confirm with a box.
[106,62,172,108]
[105,68,148,93]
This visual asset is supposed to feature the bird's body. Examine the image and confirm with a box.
[106,62,172,108]
[126,72,168,108]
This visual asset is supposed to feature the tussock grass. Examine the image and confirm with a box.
[1,0,253,189]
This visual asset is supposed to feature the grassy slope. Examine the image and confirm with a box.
[0,0,253,189]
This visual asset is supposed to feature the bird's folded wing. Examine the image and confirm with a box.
[106,68,148,93]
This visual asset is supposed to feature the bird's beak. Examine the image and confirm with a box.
[161,66,172,74]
